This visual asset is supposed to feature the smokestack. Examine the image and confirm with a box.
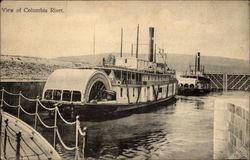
[197,52,200,72]
[136,24,139,58]
[195,55,197,74]
[154,43,157,63]
[148,27,154,62]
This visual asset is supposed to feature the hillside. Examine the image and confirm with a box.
[0,53,248,80]
[0,55,91,80]
[55,53,249,74]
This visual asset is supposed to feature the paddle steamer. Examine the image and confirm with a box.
[41,27,178,116]
[178,52,211,96]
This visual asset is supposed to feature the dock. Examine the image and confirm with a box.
[214,96,249,159]
[0,88,87,160]
[1,111,61,159]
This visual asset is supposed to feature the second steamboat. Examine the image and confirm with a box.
[178,52,211,96]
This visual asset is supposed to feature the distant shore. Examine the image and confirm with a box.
[0,54,249,80]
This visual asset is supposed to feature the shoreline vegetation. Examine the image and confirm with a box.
[0,54,249,81]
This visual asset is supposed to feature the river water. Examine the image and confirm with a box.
[4,90,248,159]
[47,91,246,160]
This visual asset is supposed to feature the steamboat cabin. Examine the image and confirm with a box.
[41,27,178,116]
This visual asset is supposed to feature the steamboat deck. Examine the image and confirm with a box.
[41,27,178,116]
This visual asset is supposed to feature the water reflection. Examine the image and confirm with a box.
[78,94,215,159]
[84,105,176,159]
[195,101,204,109]
[3,90,249,159]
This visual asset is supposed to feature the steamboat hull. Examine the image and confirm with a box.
[178,88,210,96]
[43,96,176,118]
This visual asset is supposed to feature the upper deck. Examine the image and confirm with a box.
[78,56,175,76]
[180,74,210,82]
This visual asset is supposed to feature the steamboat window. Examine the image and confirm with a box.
[44,89,53,100]
[120,88,123,97]
[72,91,81,101]
[53,90,62,100]
[190,84,195,88]
[139,74,142,81]
[62,90,71,101]
[159,88,162,93]
[132,73,135,79]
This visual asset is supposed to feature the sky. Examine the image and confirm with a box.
[1,1,249,60]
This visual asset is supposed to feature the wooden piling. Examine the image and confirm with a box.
[82,127,87,159]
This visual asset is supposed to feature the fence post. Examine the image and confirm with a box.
[16,131,21,160]
[34,96,39,130]
[18,91,22,119]
[75,115,79,160]
[0,88,4,158]
[82,127,87,159]
[3,119,8,157]
[1,88,4,109]
[53,107,58,148]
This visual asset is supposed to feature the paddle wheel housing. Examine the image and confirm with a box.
[42,69,113,103]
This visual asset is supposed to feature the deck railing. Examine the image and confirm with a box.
[0,88,87,160]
